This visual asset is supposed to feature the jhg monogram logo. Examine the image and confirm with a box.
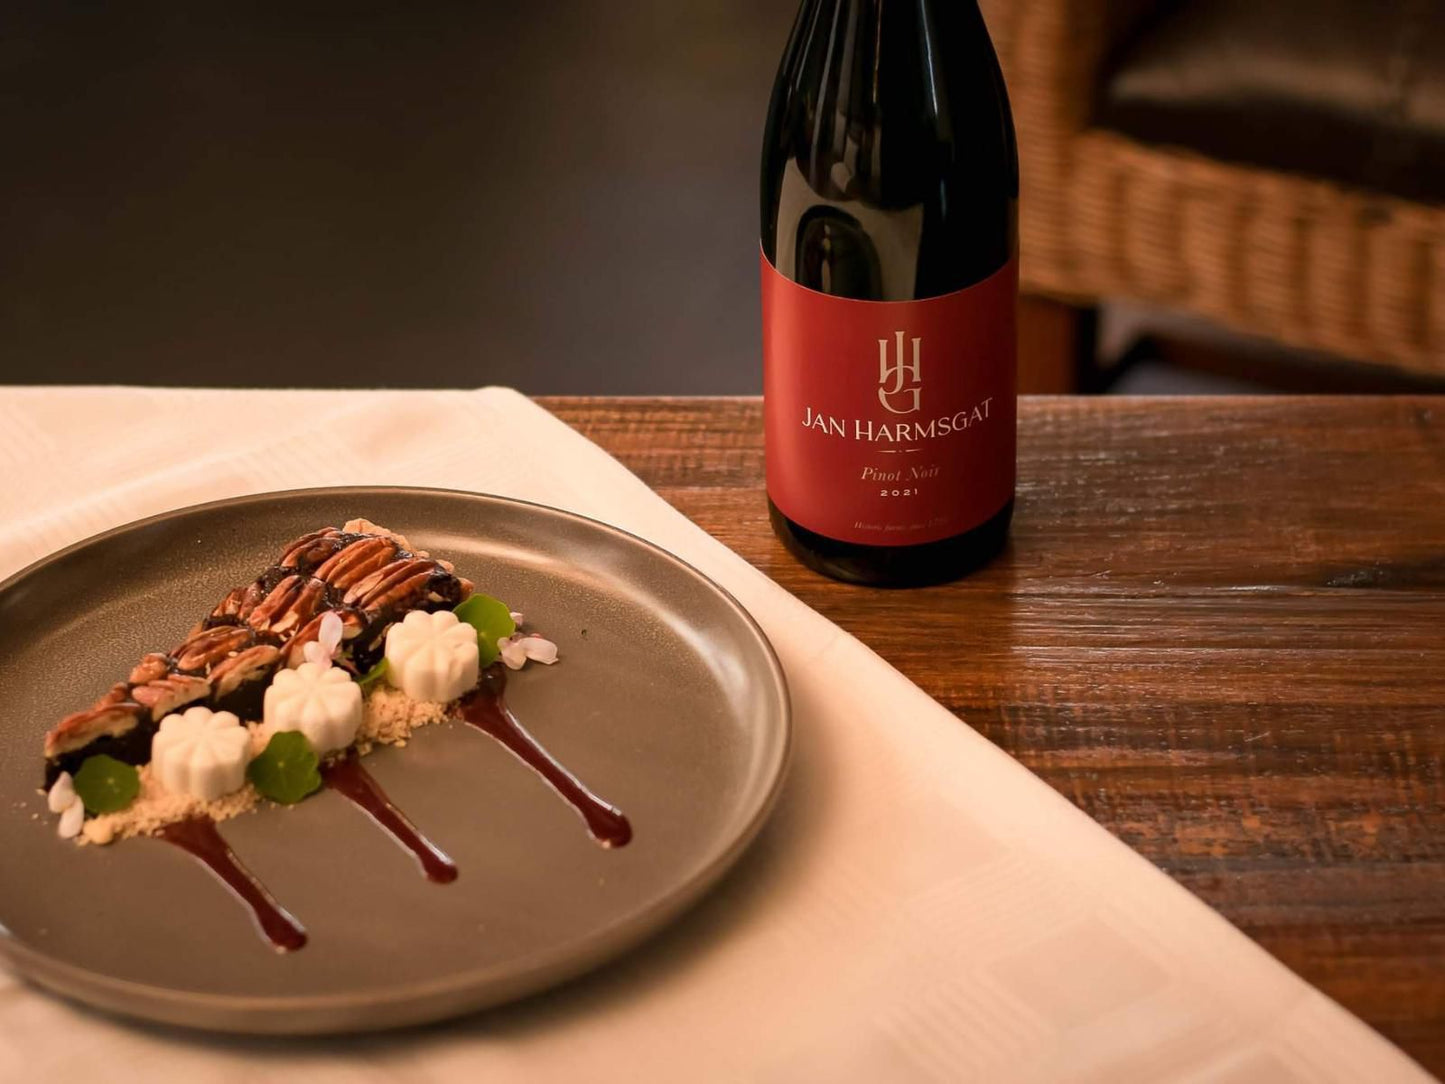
[877,330,922,415]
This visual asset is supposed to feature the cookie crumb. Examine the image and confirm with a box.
[80,766,261,846]
[361,687,449,747]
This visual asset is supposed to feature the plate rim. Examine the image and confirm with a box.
[0,485,792,1031]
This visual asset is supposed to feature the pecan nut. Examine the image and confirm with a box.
[278,528,345,572]
[44,702,147,759]
[345,557,441,613]
[210,581,267,625]
[314,536,400,590]
[171,626,256,673]
[209,644,282,698]
[127,653,171,686]
[246,575,325,637]
[130,674,211,721]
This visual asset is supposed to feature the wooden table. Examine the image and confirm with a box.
[541,395,1445,1075]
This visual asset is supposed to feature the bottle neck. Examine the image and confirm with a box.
[785,0,965,206]
[764,0,1017,297]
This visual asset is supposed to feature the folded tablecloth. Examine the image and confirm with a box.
[0,388,1430,1083]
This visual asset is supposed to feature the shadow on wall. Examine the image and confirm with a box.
[0,2,794,393]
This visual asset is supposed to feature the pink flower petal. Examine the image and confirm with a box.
[497,636,528,670]
[521,636,559,665]
[319,611,344,656]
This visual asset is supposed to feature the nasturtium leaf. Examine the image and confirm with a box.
[72,755,140,815]
[246,731,322,805]
[357,657,390,691]
[453,594,516,666]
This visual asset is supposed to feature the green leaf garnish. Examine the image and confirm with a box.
[246,731,322,805]
[358,657,390,691]
[73,755,140,815]
[453,593,516,666]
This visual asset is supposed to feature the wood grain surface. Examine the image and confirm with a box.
[538,395,1445,1075]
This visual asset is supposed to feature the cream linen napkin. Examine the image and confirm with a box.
[0,387,1430,1084]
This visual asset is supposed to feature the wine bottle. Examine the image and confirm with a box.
[760,0,1019,586]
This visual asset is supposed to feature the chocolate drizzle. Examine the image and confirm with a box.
[158,817,308,953]
[458,667,632,848]
[322,754,458,883]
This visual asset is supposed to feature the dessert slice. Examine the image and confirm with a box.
[43,521,473,786]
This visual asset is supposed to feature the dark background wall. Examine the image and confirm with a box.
[1,2,795,391]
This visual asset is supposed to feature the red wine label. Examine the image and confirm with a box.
[762,251,1017,546]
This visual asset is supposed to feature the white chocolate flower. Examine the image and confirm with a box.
[384,609,479,702]
[263,661,363,754]
[151,707,252,801]
[497,633,559,670]
[47,772,85,839]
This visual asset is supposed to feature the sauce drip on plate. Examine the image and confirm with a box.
[458,666,632,848]
[159,816,308,952]
[322,754,458,883]
[157,664,628,952]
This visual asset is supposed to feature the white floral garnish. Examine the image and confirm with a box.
[497,633,559,670]
[47,772,85,839]
[302,611,345,667]
[509,611,524,624]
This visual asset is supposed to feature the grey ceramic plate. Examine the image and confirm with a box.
[0,488,790,1034]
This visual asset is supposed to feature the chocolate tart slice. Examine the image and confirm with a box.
[43,521,473,786]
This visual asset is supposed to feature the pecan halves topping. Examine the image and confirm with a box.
[314,536,400,591]
[211,585,247,621]
[97,682,133,708]
[341,518,421,554]
[45,702,146,759]
[345,557,439,614]
[209,581,267,625]
[171,626,256,673]
[270,577,326,637]
[245,575,325,636]
[244,575,302,631]
[369,570,440,620]
[129,674,211,721]
[209,644,282,698]
[278,528,345,572]
[127,653,171,686]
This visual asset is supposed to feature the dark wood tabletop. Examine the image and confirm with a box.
[540,394,1445,1075]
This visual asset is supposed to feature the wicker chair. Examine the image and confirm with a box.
[981,0,1445,379]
